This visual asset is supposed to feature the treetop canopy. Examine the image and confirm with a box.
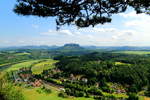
[14,0,150,29]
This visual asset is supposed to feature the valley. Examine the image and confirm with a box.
[1,44,150,100]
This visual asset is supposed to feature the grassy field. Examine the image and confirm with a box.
[31,59,57,75]
[6,60,42,72]
[15,52,31,56]
[114,51,150,55]
[0,63,12,67]
[115,62,131,66]
[20,85,129,100]
[21,86,94,100]
[139,96,150,100]
[0,59,33,67]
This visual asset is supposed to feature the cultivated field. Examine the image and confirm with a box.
[31,59,57,75]
[6,60,42,72]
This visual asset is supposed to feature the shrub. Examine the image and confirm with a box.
[36,88,42,94]
[74,91,84,97]
[64,83,86,91]
[87,87,103,96]
[65,88,74,96]
[65,88,85,97]
[45,78,62,85]
[41,86,52,94]
[101,86,111,93]
[128,85,138,93]
[85,92,90,98]
[36,86,52,94]
[0,72,24,100]
[127,93,138,100]
[145,85,150,97]
[58,92,68,98]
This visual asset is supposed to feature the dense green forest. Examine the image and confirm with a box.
[1,48,150,100]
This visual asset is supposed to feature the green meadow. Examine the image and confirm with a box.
[15,52,31,56]
[114,51,150,55]
[21,86,94,100]
[6,60,42,72]
[31,59,57,75]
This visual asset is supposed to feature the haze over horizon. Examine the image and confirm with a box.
[1,0,150,47]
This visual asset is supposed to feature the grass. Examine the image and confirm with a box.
[21,86,94,100]
[15,52,31,56]
[102,91,128,98]
[115,62,131,66]
[19,83,128,100]
[6,60,42,72]
[139,96,144,100]
[0,63,12,67]
[21,85,128,100]
[31,59,57,75]
[0,59,32,67]
[139,96,150,100]
[114,51,150,55]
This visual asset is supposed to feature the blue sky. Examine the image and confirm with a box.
[0,0,150,47]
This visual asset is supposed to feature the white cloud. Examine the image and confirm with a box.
[118,11,150,46]
[77,27,117,33]
[87,34,94,39]
[120,11,137,18]
[119,11,148,19]
[41,29,74,36]
[120,11,150,28]
[112,30,135,40]
[93,28,117,33]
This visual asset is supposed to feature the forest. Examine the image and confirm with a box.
[1,47,150,100]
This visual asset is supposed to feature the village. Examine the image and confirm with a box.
[9,66,126,96]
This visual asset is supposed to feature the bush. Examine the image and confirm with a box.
[127,93,138,100]
[101,86,111,93]
[65,88,85,97]
[36,89,42,94]
[0,73,24,100]
[128,85,138,93]
[87,87,103,96]
[145,86,150,97]
[65,88,74,96]
[85,92,90,98]
[74,91,84,97]
[41,86,52,94]
[58,92,68,98]
[36,86,52,94]
[64,83,86,91]
[45,78,62,85]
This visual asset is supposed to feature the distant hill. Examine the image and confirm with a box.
[1,44,150,51]
[0,45,59,51]
[84,46,150,51]
[56,43,84,51]
[102,46,150,51]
